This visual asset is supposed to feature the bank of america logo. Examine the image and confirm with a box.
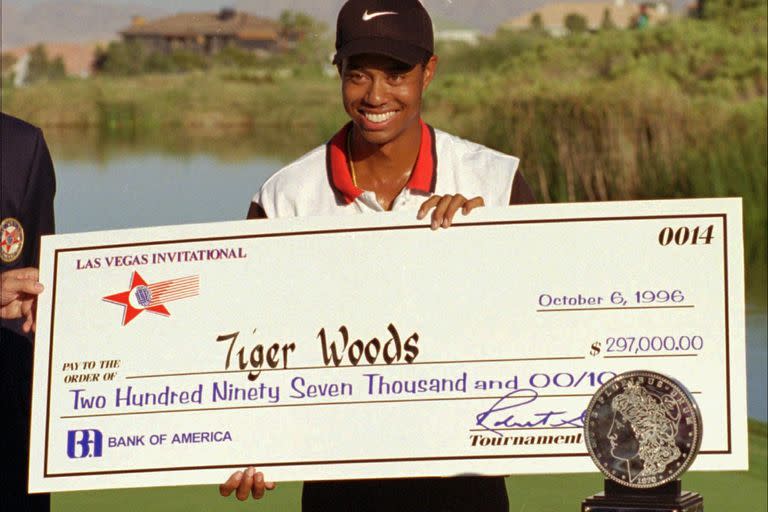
[67,429,103,459]
[103,271,200,325]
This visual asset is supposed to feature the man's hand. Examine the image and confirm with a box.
[219,467,276,501]
[1,267,44,333]
[417,194,485,230]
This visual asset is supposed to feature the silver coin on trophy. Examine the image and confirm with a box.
[582,370,704,512]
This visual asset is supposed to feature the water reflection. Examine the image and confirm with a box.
[45,126,324,165]
[45,129,767,421]
[47,128,323,232]
[55,152,283,232]
[747,308,768,421]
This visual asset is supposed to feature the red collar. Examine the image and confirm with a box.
[326,120,437,205]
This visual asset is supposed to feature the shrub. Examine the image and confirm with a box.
[564,13,589,33]
[26,44,67,84]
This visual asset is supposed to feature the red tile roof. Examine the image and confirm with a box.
[121,11,279,40]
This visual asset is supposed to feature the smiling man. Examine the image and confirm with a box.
[246,0,533,224]
[221,0,534,510]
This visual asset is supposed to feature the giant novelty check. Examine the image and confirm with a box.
[30,198,747,492]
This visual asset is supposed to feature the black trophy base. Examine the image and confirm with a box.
[582,479,703,512]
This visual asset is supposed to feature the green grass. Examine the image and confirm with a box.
[53,421,767,511]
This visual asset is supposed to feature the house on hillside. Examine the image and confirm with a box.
[501,0,670,36]
[120,8,283,56]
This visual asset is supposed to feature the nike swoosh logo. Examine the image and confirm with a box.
[362,10,398,21]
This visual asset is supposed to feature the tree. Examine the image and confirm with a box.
[276,10,329,72]
[600,8,617,30]
[48,56,66,80]
[26,44,66,83]
[95,41,146,75]
[1,52,18,89]
[564,13,589,34]
[530,12,544,31]
[700,0,767,17]
[1,52,18,74]
[279,10,317,41]
[26,45,49,83]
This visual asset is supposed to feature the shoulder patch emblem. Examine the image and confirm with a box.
[0,217,25,264]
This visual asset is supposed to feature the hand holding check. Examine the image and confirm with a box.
[1,267,44,333]
[219,467,276,501]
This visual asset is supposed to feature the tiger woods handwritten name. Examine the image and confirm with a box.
[217,323,421,381]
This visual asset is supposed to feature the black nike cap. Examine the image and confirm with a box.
[333,0,434,66]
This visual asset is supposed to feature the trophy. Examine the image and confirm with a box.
[582,370,704,512]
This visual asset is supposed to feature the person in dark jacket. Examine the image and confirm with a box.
[1,112,56,511]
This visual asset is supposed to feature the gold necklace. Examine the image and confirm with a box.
[346,129,358,188]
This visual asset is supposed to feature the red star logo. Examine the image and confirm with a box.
[0,226,21,253]
[103,272,170,325]
[1,228,20,251]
